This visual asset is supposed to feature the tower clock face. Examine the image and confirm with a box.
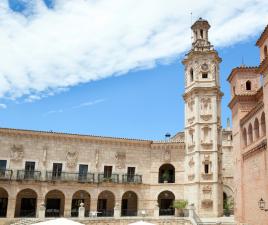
[201,63,209,71]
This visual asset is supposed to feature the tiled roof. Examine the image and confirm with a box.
[256,25,268,46]
[227,66,258,82]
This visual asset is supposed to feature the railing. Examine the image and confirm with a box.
[17,170,41,181]
[46,171,95,183]
[0,169,13,180]
[97,210,114,217]
[159,208,175,216]
[193,210,203,225]
[121,209,138,216]
[122,174,142,184]
[98,174,119,183]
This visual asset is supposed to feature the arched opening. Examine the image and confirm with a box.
[45,190,65,217]
[0,188,8,217]
[158,164,175,183]
[223,186,234,216]
[97,190,115,217]
[248,123,253,144]
[246,80,251,91]
[190,68,194,82]
[15,189,37,217]
[71,190,90,217]
[158,191,175,216]
[121,191,138,217]
[254,118,260,140]
[243,128,247,147]
[200,29,204,39]
[264,45,268,58]
[261,112,266,136]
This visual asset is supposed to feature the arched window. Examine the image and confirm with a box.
[243,128,247,147]
[190,68,194,82]
[200,29,204,39]
[261,112,266,136]
[158,164,175,183]
[158,191,175,216]
[246,80,251,91]
[15,189,38,217]
[264,45,268,58]
[121,191,138,216]
[254,118,260,140]
[248,123,253,144]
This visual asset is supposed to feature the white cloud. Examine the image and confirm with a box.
[0,0,267,100]
[72,99,105,109]
[0,104,7,109]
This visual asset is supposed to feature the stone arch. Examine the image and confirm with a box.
[254,118,260,140]
[223,185,234,215]
[248,123,253,144]
[0,187,8,217]
[242,127,247,147]
[45,189,65,217]
[158,164,175,183]
[121,191,138,217]
[157,190,175,216]
[15,188,37,217]
[71,190,90,217]
[261,112,266,136]
[97,190,115,217]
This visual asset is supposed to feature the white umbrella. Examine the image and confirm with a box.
[128,221,156,225]
[32,218,84,225]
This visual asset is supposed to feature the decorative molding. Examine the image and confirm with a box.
[10,144,24,161]
[202,185,212,193]
[243,139,267,160]
[188,174,195,181]
[202,173,213,180]
[115,152,126,169]
[200,114,212,121]
[202,199,213,208]
[163,150,171,162]
[66,151,78,168]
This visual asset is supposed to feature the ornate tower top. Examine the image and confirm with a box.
[191,18,213,51]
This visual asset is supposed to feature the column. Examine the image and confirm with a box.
[7,198,16,218]
[37,197,46,218]
[114,199,121,218]
[64,198,72,217]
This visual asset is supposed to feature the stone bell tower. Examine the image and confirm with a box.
[183,18,223,217]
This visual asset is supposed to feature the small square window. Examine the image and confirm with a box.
[202,73,208,79]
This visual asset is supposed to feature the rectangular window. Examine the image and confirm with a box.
[104,166,112,178]
[52,163,62,178]
[25,161,35,171]
[78,164,88,181]
[202,73,208,79]
[204,163,209,174]
[0,160,7,170]
[127,167,135,182]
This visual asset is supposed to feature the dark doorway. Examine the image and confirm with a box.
[158,191,175,216]
[78,164,88,182]
[46,199,61,217]
[71,199,84,217]
[52,163,62,179]
[20,198,36,217]
[98,199,108,216]
[0,198,7,217]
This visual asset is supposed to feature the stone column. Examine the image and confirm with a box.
[153,204,159,218]
[7,198,16,218]
[64,198,72,217]
[78,203,85,219]
[38,202,46,219]
[114,200,121,218]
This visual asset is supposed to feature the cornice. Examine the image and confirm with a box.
[256,25,268,47]
[228,93,258,109]
[243,139,267,160]
[240,101,264,126]
[258,57,268,74]
[183,86,223,100]
[182,49,221,65]
[227,66,258,82]
[0,127,153,148]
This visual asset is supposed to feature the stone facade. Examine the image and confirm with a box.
[0,19,233,222]
[228,25,268,225]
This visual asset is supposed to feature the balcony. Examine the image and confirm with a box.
[17,170,41,181]
[0,169,13,180]
[46,171,95,183]
[98,174,119,183]
[122,174,142,184]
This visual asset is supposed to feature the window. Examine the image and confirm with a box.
[25,161,35,171]
[246,80,251,90]
[52,163,62,178]
[202,73,208,79]
[127,167,135,182]
[264,45,268,58]
[190,68,194,82]
[104,166,112,178]
[78,164,88,181]
[0,160,7,170]
[204,163,209,174]
[200,29,203,38]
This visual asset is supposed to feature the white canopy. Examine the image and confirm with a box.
[32,218,84,225]
[128,221,156,225]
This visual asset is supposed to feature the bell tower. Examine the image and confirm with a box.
[183,18,223,217]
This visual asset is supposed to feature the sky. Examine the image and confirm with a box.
[0,0,266,140]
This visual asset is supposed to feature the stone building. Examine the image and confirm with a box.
[228,25,268,225]
[0,18,233,222]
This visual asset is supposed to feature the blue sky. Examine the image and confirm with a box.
[0,0,265,140]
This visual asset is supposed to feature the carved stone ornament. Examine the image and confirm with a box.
[201,199,213,208]
[201,63,209,72]
[188,157,195,167]
[202,185,212,193]
[10,144,24,161]
[163,150,171,162]
[66,151,78,168]
[115,152,126,169]
[188,174,195,181]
